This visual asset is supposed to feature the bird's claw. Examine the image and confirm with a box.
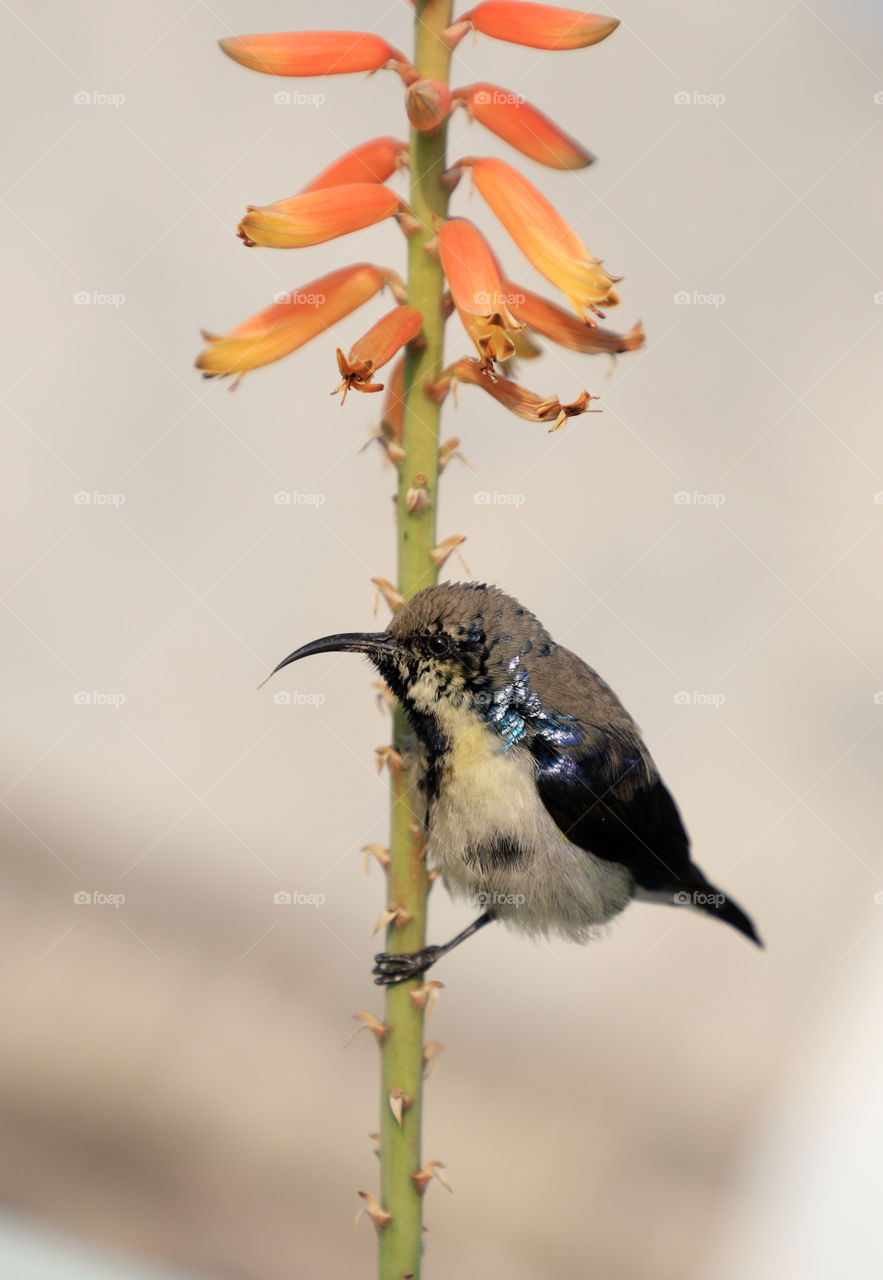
[372,945,442,985]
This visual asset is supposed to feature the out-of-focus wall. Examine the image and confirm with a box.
[1,1,881,1277]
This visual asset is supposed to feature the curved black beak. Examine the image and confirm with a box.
[258,631,400,689]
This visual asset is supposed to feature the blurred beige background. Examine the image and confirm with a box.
[1,1,881,1277]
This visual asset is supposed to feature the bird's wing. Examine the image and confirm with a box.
[530,728,701,890]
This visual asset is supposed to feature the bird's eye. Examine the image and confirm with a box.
[428,633,451,656]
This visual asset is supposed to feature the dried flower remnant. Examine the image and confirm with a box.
[333,306,423,402]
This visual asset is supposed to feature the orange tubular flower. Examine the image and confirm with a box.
[453,84,593,169]
[462,156,619,321]
[219,31,409,78]
[333,305,423,402]
[196,263,392,384]
[445,3,618,50]
[405,78,454,132]
[237,183,403,249]
[504,281,644,354]
[300,138,408,193]
[437,218,523,369]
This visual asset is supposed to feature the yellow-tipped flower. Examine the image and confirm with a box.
[437,218,523,369]
[219,31,409,77]
[446,3,618,50]
[237,183,403,249]
[405,79,453,132]
[462,156,619,321]
[300,137,408,193]
[504,280,644,354]
[432,357,596,431]
[453,83,593,169]
[196,263,390,384]
[333,305,423,401]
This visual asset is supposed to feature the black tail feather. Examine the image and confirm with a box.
[672,880,763,946]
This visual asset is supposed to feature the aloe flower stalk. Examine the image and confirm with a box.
[197,5,641,1275]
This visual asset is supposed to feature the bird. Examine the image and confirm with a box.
[267,582,761,984]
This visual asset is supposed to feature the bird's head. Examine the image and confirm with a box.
[267,582,574,752]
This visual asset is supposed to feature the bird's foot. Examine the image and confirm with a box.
[372,945,443,986]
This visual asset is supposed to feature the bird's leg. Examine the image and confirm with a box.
[372,910,495,986]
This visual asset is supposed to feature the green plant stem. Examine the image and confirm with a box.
[379,4,453,1278]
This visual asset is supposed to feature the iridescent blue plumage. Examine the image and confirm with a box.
[481,653,582,751]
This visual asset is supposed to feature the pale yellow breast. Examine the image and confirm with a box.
[430,703,544,846]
